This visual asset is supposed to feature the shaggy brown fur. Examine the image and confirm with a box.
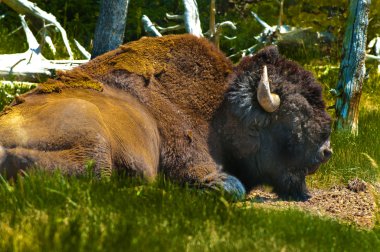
[0,35,233,185]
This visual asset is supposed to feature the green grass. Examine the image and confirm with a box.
[1,172,379,252]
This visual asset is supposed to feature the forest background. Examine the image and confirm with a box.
[1,0,379,64]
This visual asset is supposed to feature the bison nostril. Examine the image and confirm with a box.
[323,149,332,160]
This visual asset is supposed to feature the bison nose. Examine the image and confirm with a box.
[323,148,332,160]
[318,141,332,163]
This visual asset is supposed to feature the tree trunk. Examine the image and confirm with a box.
[92,0,130,59]
[209,0,216,44]
[334,0,370,135]
[183,0,203,37]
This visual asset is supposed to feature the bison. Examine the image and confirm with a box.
[0,34,332,201]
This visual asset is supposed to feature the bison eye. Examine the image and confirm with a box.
[276,134,296,155]
[321,125,332,141]
[285,138,297,152]
[248,130,259,137]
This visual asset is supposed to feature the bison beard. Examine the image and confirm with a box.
[0,35,332,201]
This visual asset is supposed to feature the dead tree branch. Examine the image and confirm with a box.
[2,0,74,59]
[0,15,87,82]
[143,0,203,37]
[367,36,380,73]
[142,15,162,37]
[74,39,91,60]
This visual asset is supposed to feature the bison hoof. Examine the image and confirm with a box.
[292,193,311,202]
[0,146,5,164]
[221,175,246,201]
[281,192,310,202]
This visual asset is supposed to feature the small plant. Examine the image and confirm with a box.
[0,82,35,111]
[84,159,96,179]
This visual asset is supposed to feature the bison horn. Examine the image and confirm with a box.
[257,65,280,113]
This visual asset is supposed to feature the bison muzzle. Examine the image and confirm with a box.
[0,35,332,201]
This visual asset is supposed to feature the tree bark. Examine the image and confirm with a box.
[92,0,130,59]
[334,0,370,135]
[183,0,203,37]
[209,0,216,43]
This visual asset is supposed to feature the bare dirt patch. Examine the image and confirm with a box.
[240,179,378,228]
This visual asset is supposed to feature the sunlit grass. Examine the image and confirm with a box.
[308,110,380,188]
[315,113,379,188]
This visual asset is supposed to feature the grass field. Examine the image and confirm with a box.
[1,172,380,252]
[1,55,380,251]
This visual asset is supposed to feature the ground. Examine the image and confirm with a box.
[242,178,378,228]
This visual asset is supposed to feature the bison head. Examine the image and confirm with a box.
[221,46,332,201]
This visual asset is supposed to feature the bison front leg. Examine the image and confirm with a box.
[274,172,310,201]
[179,164,246,201]
[203,171,246,201]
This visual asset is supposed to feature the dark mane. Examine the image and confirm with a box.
[235,46,326,109]
[227,46,328,127]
